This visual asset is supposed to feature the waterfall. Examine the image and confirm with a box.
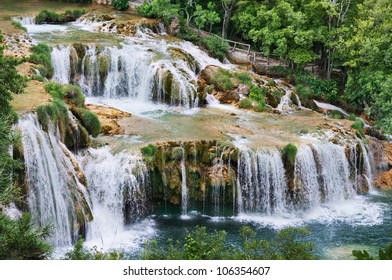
[77,147,150,246]
[236,140,374,215]
[12,16,35,25]
[51,45,72,84]
[237,149,287,214]
[51,42,201,109]
[18,114,92,247]
[293,145,321,208]
[180,146,188,215]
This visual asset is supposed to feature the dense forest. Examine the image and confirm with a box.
[134,0,391,134]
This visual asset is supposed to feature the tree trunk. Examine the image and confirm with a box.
[221,0,236,39]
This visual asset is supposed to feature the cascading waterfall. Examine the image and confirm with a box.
[237,140,377,215]
[293,145,321,208]
[77,147,150,246]
[18,114,92,246]
[180,146,188,216]
[237,149,287,214]
[295,143,355,205]
[51,41,201,109]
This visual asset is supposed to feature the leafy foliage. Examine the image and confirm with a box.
[142,226,316,260]
[136,0,179,23]
[353,242,392,260]
[63,236,124,260]
[0,213,52,260]
[112,0,129,11]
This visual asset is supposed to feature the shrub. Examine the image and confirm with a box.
[36,99,69,131]
[249,86,267,103]
[234,72,252,86]
[351,119,365,138]
[63,236,123,260]
[112,0,129,11]
[0,213,52,260]
[266,79,276,86]
[201,36,229,61]
[142,226,316,260]
[211,68,235,91]
[35,9,86,24]
[29,44,53,79]
[73,108,101,137]
[330,110,343,119]
[239,98,253,109]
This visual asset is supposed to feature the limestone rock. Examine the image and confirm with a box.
[374,169,392,190]
[86,104,131,135]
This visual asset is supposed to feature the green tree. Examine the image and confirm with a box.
[193,2,221,32]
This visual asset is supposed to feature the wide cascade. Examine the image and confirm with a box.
[50,33,223,109]
[18,114,93,246]
[236,140,377,215]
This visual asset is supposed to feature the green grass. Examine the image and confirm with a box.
[239,98,253,109]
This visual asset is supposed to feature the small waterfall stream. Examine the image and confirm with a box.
[180,146,188,216]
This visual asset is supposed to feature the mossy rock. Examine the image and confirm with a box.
[171,146,183,161]
[98,54,111,82]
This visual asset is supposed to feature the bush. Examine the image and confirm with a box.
[36,99,69,131]
[142,226,316,260]
[72,108,101,137]
[234,72,252,86]
[35,9,86,24]
[249,86,267,103]
[112,0,129,11]
[63,236,123,260]
[351,119,365,138]
[211,68,236,91]
[239,98,253,109]
[330,110,343,119]
[201,36,229,61]
[0,213,52,260]
[29,44,53,79]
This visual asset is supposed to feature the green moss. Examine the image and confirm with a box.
[35,9,86,24]
[98,54,110,82]
[72,108,101,137]
[141,144,158,163]
[171,147,183,161]
[11,21,27,32]
[346,113,356,121]
[282,143,298,166]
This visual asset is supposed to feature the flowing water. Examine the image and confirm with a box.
[14,16,392,259]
